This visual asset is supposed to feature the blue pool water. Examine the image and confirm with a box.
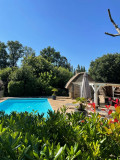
[0,98,53,117]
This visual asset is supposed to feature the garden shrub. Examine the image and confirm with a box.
[0,67,12,96]
[8,81,24,96]
[0,105,120,159]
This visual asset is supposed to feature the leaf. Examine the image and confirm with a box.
[0,136,16,160]
[13,144,21,150]
[100,138,106,144]
[54,144,66,160]
[71,150,81,160]
[12,132,22,149]
[33,150,39,159]
[18,145,31,160]
[70,146,74,155]
[110,123,115,131]
[73,143,78,153]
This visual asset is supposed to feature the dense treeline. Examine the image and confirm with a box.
[74,64,86,74]
[0,41,72,70]
[0,40,86,97]
[89,53,120,83]
[0,41,73,96]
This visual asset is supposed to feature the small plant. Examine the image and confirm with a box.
[52,88,58,100]
[52,88,58,95]
[73,97,87,111]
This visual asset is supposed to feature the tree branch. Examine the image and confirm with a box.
[105,9,120,37]
[105,32,120,37]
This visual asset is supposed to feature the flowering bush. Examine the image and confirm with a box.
[0,103,120,159]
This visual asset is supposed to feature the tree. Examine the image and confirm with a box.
[23,46,35,58]
[105,9,120,37]
[89,53,120,83]
[76,64,81,72]
[7,41,24,67]
[54,66,73,89]
[58,56,70,69]
[0,67,13,95]
[40,46,72,71]
[40,46,58,63]
[0,42,9,69]
[22,55,54,77]
[75,65,86,73]
[10,65,36,96]
[81,66,85,72]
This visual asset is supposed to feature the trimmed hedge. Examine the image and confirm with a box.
[8,81,24,96]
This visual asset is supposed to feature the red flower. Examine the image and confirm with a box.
[109,120,114,124]
[112,99,120,106]
[88,103,95,106]
[81,120,85,123]
[114,118,118,123]
[108,110,112,115]
[114,104,118,108]
[105,105,111,109]
[101,106,113,117]
[88,103,96,112]
[116,99,119,104]
[109,118,119,124]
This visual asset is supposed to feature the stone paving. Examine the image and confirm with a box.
[48,97,116,117]
[0,97,8,103]
[48,96,76,113]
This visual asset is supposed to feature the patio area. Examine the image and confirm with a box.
[48,96,114,117]
[0,96,116,117]
[48,96,75,113]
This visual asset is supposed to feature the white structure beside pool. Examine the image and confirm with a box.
[65,72,120,106]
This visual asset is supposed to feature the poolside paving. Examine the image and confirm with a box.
[48,96,76,113]
[0,96,115,117]
[48,97,116,117]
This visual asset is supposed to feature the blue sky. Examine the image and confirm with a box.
[0,0,120,71]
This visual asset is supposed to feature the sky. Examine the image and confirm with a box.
[0,0,120,71]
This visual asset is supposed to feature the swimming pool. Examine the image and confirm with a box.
[0,98,53,117]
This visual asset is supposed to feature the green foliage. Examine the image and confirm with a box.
[89,53,120,83]
[8,66,53,96]
[0,41,9,69]
[52,88,58,95]
[75,97,87,103]
[55,66,73,89]
[23,46,35,58]
[35,77,53,96]
[73,97,87,110]
[9,65,37,96]
[76,65,86,73]
[7,41,24,67]
[0,41,73,96]
[40,46,72,71]
[0,67,13,96]
[21,57,73,96]
[0,107,120,159]
[22,55,54,77]
[8,81,24,96]
[0,67,12,83]
[40,46,60,64]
